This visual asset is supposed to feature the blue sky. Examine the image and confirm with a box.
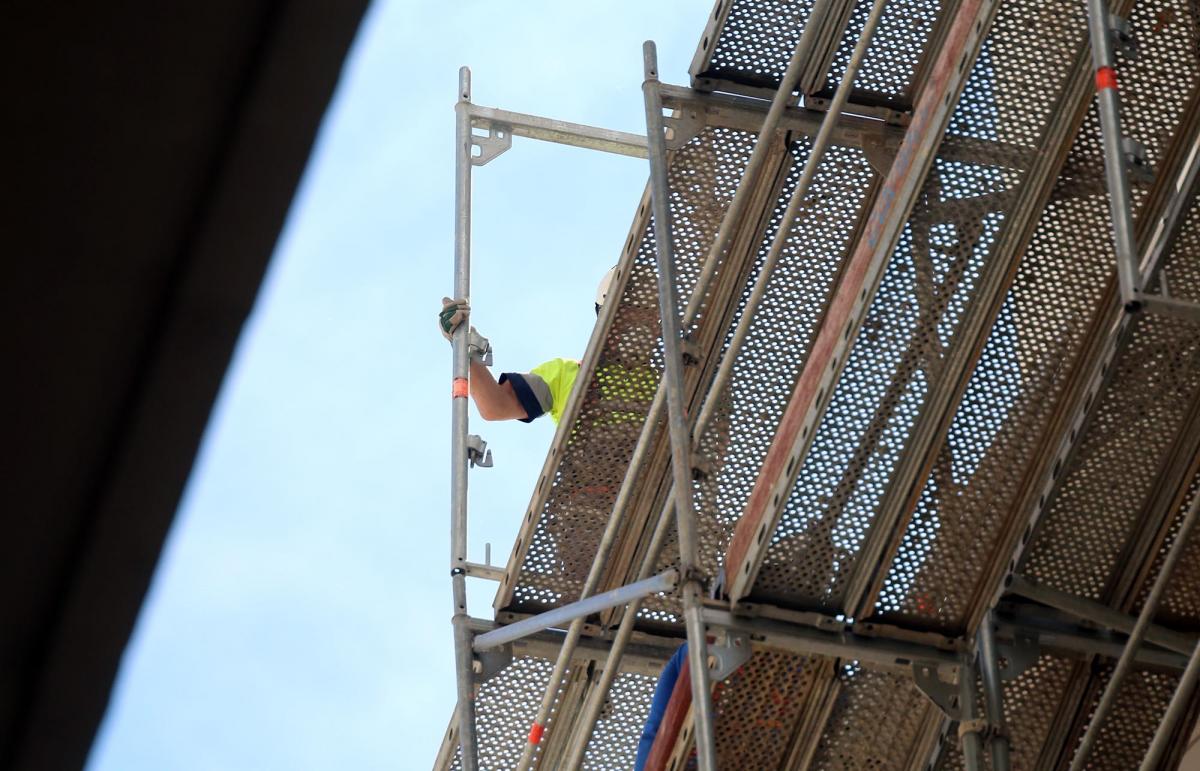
[87,2,707,769]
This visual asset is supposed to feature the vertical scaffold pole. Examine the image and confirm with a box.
[521,12,834,766]
[960,658,986,771]
[1087,0,1141,308]
[978,613,1011,771]
[642,40,719,771]
[450,65,479,771]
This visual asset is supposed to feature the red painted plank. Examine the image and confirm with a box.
[724,0,988,601]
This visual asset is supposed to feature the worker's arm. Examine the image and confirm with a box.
[470,361,528,421]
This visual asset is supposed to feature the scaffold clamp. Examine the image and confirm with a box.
[707,629,752,681]
[1121,137,1154,183]
[469,122,512,167]
[913,661,964,720]
[1108,13,1139,60]
[466,434,493,468]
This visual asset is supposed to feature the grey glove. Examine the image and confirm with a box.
[439,297,469,340]
[439,297,492,365]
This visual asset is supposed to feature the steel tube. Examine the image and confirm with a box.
[1139,636,1200,771]
[512,389,666,771]
[643,40,718,771]
[978,613,1011,771]
[701,608,962,668]
[467,104,648,158]
[473,570,678,651]
[1070,493,1200,771]
[695,0,890,436]
[527,12,834,766]
[1007,574,1196,656]
[1139,293,1200,322]
[451,65,479,771]
[960,658,985,771]
[678,0,836,328]
[1086,0,1140,306]
[561,487,679,770]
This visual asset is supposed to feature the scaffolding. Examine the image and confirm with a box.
[443,0,1200,768]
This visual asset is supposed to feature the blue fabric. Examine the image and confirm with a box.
[635,642,688,770]
[498,372,545,423]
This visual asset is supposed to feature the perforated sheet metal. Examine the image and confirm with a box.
[1058,665,1191,771]
[1135,474,1200,629]
[806,665,938,770]
[872,0,1200,633]
[935,654,1078,771]
[639,137,879,621]
[439,656,656,771]
[578,669,658,770]
[696,0,944,106]
[750,0,1079,613]
[709,650,829,768]
[1020,130,1200,603]
[1019,311,1200,600]
[503,126,757,614]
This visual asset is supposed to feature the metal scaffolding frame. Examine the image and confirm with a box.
[444,0,1200,766]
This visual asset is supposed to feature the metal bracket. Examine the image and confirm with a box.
[473,642,513,684]
[1122,137,1154,184]
[664,110,704,151]
[466,434,493,468]
[707,630,753,682]
[913,662,963,720]
[470,123,513,166]
[1109,14,1139,60]
[997,628,1039,681]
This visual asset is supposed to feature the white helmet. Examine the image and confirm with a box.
[595,265,618,315]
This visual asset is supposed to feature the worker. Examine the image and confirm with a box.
[438,266,617,423]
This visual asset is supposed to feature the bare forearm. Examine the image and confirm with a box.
[470,361,527,421]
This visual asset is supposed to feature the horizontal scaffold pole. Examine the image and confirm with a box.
[1007,574,1197,656]
[467,104,647,158]
[472,570,678,652]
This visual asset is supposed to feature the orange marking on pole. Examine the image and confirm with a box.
[452,377,469,398]
[1096,66,1118,91]
[528,722,545,745]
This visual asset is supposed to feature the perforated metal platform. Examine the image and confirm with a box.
[442,0,1200,767]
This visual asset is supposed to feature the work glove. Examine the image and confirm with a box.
[439,297,469,340]
[439,297,493,365]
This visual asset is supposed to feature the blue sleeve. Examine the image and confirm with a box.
[635,642,688,770]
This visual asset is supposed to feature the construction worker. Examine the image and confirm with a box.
[438,267,617,423]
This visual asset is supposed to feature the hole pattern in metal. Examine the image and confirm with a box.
[580,670,658,770]
[709,650,827,767]
[807,665,935,769]
[1064,665,1189,770]
[1020,127,1200,601]
[752,0,1073,614]
[931,653,1075,768]
[1136,474,1200,627]
[1019,311,1200,599]
[639,138,879,621]
[824,0,943,99]
[509,127,755,613]
[874,0,1199,632]
[443,656,655,770]
[698,0,943,105]
[446,656,556,771]
[937,654,1075,770]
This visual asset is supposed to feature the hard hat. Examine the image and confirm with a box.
[595,265,618,315]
